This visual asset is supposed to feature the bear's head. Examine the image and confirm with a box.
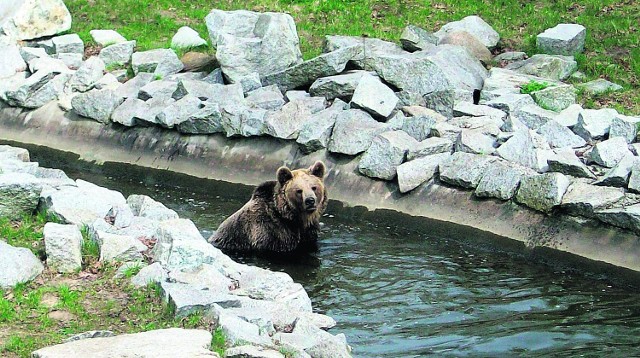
[276,161,327,225]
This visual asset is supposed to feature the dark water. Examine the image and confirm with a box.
[29,153,640,357]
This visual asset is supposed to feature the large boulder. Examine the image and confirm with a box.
[397,153,451,193]
[245,85,285,111]
[434,15,500,48]
[439,30,492,63]
[536,24,586,56]
[439,152,497,189]
[0,240,44,289]
[309,70,368,101]
[99,40,136,67]
[358,131,418,180]
[506,54,577,81]
[530,84,576,112]
[475,161,533,200]
[0,0,71,41]
[151,219,223,270]
[296,100,346,154]
[349,73,398,119]
[156,95,202,129]
[205,9,302,84]
[455,129,496,155]
[547,148,595,179]
[400,25,438,52]
[71,88,124,123]
[407,137,453,160]
[327,109,387,155]
[323,35,406,69]
[69,56,105,92]
[220,104,268,137]
[0,173,42,220]
[496,130,540,171]
[264,97,326,140]
[609,114,640,144]
[537,120,586,148]
[43,223,83,273]
[586,137,632,168]
[561,181,624,218]
[515,172,571,213]
[595,155,639,188]
[176,102,224,134]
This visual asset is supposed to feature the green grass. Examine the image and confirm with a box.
[210,328,227,357]
[520,80,552,94]
[0,213,48,259]
[64,0,639,114]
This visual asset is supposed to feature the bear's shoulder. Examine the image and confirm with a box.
[251,180,277,201]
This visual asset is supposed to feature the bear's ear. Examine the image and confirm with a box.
[277,166,293,185]
[309,161,326,179]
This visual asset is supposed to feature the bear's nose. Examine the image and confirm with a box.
[305,197,316,207]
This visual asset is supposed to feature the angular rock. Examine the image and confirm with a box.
[245,85,285,111]
[547,148,595,179]
[220,104,268,137]
[309,70,367,101]
[512,104,558,130]
[208,305,272,346]
[358,131,418,180]
[537,120,586,148]
[536,24,586,56]
[323,35,405,68]
[397,153,451,193]
[475,161,532,200]
[0,43,27,78]
[434,15,500,48]
[402,115,437,142]
[0,173,42,220]
[432,122,462,142]
[264,97,326,139]
[151,219,223,270]
[89,29,127,46]
[44,223,83,273]
[327,109,387,155]
[493,51,527,64]
[71,88,123,123]
[573,108,618,142]
[99,40,136,66]
[481,68,561,98]
[350,73,398,119]
[400,24,438,52]
[284,90,309,102]
[171,26,207,49]
[554,103,583,128]
[110,97,146,126]
[19,47,49,63]
[506,54,577,81]
[587,137,632,168]
[422,88,455,119]
[296,100,346,154]
[496,130,539,170]
[117,72,154,99]
[31,328,215,358]
[206,9,302,84]
[176,102,224,134]
[52,33,83,54]
[161,282,239,317]
[609,114,640,144]
[407,137,453,160]
[595,155,640,188]
[455,130,496,155]
[131,49,184,77]
[127,194,179,221]
[561,181,624,218]
[69,56,105,92]
[169,264,232,293]
[53,52,83,70]
[439,152,497,189]
[131,262,168,288]
[138,80,178,101]
[515,172,571,213]
[439,30,492,63]
[453,102,507,120]
[156,95,202,129]
[596,204,640,233]
[0,241,44,289]
[0,145,30,162]
[628,165,640,193]
[94,231,145,262]
[577,78,624,95]
[0,0,71,41]
[261,45,360,92]
[530,84,576,112]
[26,56,70,74]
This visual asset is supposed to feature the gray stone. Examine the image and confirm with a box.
[44,223,82,273]
[327,109,387,155]
[561,181,624,218]
[506,54,577,81]
[206,9,302,84]
[350,73,398,118]
[69,56,105,92]
[19,47,49,63]
[572,108,618,142]
[169,264,232,292]
[323,35,406,69]
[262,45,360,92]
[422,88,455,119]
[126,194,179,221]
[439,152,497,189]
[236,72,262,94]
[537,24,586,56]
[512,104,558,130]
[177,102,224,134]
[264,97,326,140]
[220,104,268,137]
[0,173,42,220]
[0,145,30,162]
[173,80,244,107]
[156,95,202,129]
[0,241,44,289]
[93,231,145,262]
[595,204,640,234]
[455,130,496,155]
[151,219,224,270]
[31,328,216,358]
[434,15,500,48]
[628,165,640,193]
[161,282,239,318]
[537,120,586,148]
[453,102,507,120]
[246,85,285,111]
[609,114,640,144]
[52,33,83,54]
[400,24,438,52]
[475,161,532,200]
[208,305,272,346]
[2,70,54,107]
[90,29,127,46]
[138,80,178,101]
[0,43,27,78]
[402,115,436,141]
[595,155,639,188]
[439,30,493,64]
[26,56,70,74]
[530,84,576,112]
[484,93,536,117]
[171,26,207,49]
[515,172,571,213]
[407,137,453,160]
[131,262,168,287]
[117,72,154,99]
[587,137,632,168]
[71,88,123,123]
[202,68,224,84]
[285,90,309,102]
[497,130,540,170]
[493,51,527,64]
[52,52,82,70]
[63,331,116,343]
[358,131,418,180]
[40,179,127,225]
[99,40,136,66]
[111,97,146,126]
[547,148,595,179]
[106,204,134,229]
[131,49,184,77]
[226,346,284,358]
[578,78,624,95]
[0,0,72,41]
[308,70,366,101]
[397,153,451,193]
[296,100,347,154]
[432,122,463,142]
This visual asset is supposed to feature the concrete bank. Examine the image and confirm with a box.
[2,102,639,273]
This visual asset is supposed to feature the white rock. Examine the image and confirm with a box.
[0,0,72,41]
[171,26,208,49]
[89,29,127,46]
[44,223,83,273]
[0,241,44,289]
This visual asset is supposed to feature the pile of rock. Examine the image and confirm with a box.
[0,144,349,357]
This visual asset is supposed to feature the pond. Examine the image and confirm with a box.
[31,150,640,357]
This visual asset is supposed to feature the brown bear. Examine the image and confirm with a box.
[208,161,328,252]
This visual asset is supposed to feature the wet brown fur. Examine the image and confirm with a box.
[208,161,327,252]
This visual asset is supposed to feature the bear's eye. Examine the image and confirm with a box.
[296,189,303,195]
[312,186,317,191]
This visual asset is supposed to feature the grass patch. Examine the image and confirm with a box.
[520,80,551,94]
[210,328,227,357]
[0,212,48,259]
[80,225,100,267]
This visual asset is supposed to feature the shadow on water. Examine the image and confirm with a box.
[15,142,640,357]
